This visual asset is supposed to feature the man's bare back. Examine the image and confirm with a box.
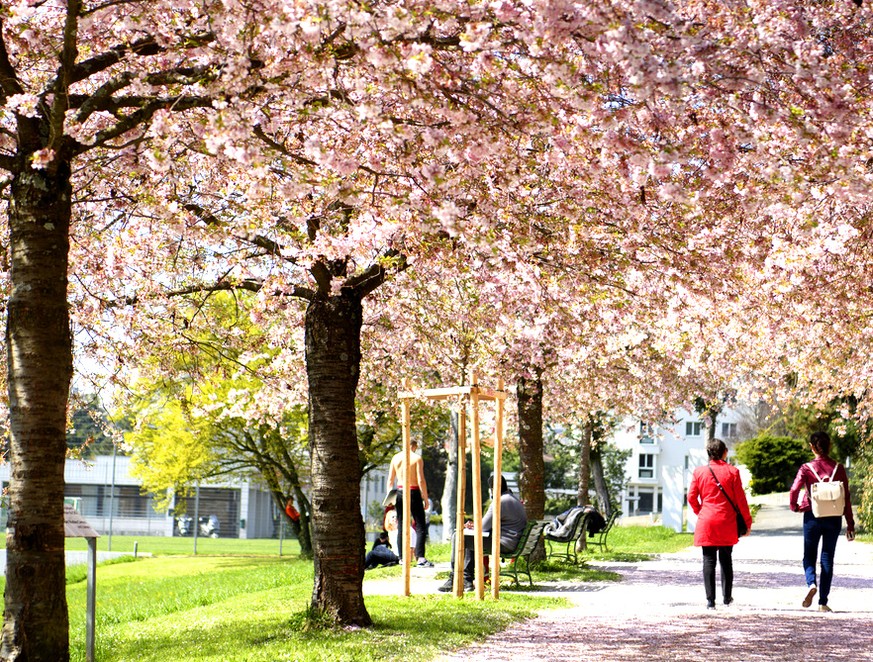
[387,444,429,510]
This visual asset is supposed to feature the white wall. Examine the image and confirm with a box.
[613,405,749,530]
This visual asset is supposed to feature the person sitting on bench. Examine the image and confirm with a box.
[439,474,528,592]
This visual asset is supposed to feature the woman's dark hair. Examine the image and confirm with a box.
[809,431,831,458]
[706,438,728,460]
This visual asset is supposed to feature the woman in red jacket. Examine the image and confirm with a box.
[688,438,753,609]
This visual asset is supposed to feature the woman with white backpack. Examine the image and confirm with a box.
[789,431,855,612]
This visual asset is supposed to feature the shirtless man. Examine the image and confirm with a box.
[387,439,433,567]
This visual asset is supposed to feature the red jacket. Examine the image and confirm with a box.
[688,459,753,547]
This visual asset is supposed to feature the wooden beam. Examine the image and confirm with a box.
[491,377,505,599]
[401,378,412,596]
[453,404,467,598]
[398,386,507,401]
[470,372,485,600]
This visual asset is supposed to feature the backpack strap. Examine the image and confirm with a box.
[807,462,841,482]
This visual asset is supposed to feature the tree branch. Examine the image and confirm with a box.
[47,0,82,155]
[68,32,214,85]
[253,124,318,168]
[71,62,223,122]
[310,261,333,295]
[0,20,23,99]
[182,202,303,265]
[346,249,407,298]
[72,96,216,155]
[167,279,315,302]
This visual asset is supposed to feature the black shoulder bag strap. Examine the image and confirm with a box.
[708,466,742,518]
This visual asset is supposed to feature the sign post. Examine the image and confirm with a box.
[64,504,100,662]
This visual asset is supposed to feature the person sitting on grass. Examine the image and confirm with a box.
[365,530,400,570]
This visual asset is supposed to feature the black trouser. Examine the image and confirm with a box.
[702,546,734,604]
[449,531,515,581]
[395,488,427,559]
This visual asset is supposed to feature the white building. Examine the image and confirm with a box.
[0,455,391,539]
[0,455,277,538]
[612,405,749,531]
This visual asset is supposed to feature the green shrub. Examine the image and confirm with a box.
[852,442,872,533]
[735,434,812,495]
[544,495,576,516]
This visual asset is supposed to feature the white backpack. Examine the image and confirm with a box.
[808,463,845,518]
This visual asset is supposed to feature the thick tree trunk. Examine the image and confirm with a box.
[305,293,371,627]
[2,166,74,661]
[516,373,545,519]
[440,411,458,542]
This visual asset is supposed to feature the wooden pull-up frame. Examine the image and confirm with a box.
[398,373,506,600]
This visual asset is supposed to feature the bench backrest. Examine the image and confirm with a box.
[514,519,548,557]
[545,508,589,542]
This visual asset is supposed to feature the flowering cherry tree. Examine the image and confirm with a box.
[4,0,873,658]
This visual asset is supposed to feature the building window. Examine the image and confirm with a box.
[639,454,655,479]
[639,422,655,443]
[721,422,738,439]
[685,421,703,437]
[637,491,654,513]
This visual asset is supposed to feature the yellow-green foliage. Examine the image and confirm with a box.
[126,394,215,511]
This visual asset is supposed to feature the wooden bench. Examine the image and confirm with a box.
[545,508,589,565]
[500,519,548,587]
[586,510,619,552]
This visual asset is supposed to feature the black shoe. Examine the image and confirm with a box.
[464,580,475,592]
[706,601,716,610]
[724,598,733,606]
[438,577,454,593]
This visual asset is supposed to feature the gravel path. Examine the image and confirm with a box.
[369,500,873,661]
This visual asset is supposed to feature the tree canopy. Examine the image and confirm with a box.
[4,0,873,657]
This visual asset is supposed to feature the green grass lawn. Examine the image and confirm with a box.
[7,525,695,661]
[66,554,560,662]
[587,524,695,560]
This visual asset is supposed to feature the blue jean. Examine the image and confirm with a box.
[803,511,842,605]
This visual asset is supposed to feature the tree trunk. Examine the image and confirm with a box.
[440,411,458,542]
[516,373,545,519]
[577,419,592,507]
[291,486,313,558]
[590,450,611,518]
[517,373,546,562]
[708,410,719,441]
[2,165,74,661]
[574,419,593,554]
[305,292,371,627]
[270,488,313,559]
